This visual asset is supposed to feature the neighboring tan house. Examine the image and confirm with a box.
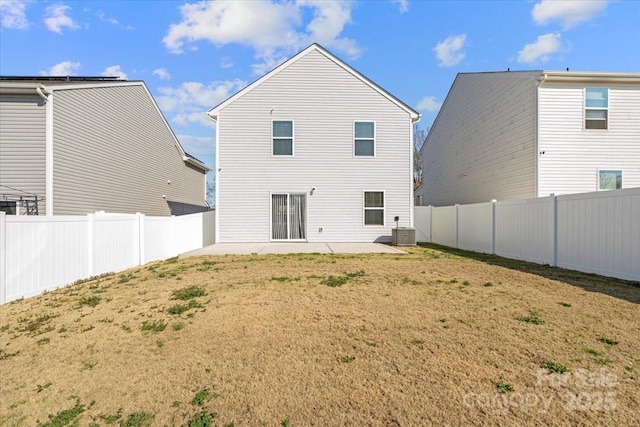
[0,76,210,216]
[415,71,640,207]
[208,44,420,243]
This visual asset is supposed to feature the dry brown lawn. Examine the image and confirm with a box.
[1,244,639,426]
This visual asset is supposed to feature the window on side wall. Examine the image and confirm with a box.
[355,121,375,156]
[598,170,622,190]
[364,191,384,225]
[273,120,293,155]
[585,88,608,130]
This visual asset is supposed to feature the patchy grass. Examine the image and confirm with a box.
[493,380,514,394]
[38,398,85,427]
[167,299,203,315]
[541,362,568,374]
[79,296,101,308]
[171,286,207,300]
[517,310,545,325]
[597,336,619,346]
[1,247,638,425]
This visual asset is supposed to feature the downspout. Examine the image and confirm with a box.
[535,74,547,198]
[207,111,219,243]
[37,85,55,216]
[36,85,49,102]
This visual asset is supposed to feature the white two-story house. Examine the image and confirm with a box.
[415,71,640,206]
[208,44,420,243]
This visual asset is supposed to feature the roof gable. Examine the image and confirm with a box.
[208,43,420,121]
[0,77,210,173]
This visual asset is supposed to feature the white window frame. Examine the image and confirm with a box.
[272,120,294,156]
[597,169,622,191]
[363,190,385,226]
[584,88,609,130]
[354,121,376,157]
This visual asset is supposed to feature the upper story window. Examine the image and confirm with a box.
[598,169,622,190]
[273,120,293,155]
[354,121,375,156]
[585,88,608,130]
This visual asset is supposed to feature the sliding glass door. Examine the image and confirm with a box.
[271,194,306,241]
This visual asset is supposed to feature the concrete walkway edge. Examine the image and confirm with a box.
[180,242,407,257]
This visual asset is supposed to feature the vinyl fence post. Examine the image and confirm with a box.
[491,200,497,255]
[0,212,6,305]
[552,194,558,267]
[137,213,145,266]
[428,205,433,243]
[87,213,94,277]
[455,204,460,249]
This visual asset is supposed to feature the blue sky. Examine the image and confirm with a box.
[1,0,639,184]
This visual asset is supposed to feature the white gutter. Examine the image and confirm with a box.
[537,73,548,87]
[182,156,211,172]
[36,85,49,102]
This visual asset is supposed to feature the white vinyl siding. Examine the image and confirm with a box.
[0,95,47,214]
[538,83,640,196]
[417,72,539,207]
[216,48,413,242]
[52,85,207,215]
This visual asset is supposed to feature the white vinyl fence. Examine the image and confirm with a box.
[0,210,215,304]
[415,188,640,281]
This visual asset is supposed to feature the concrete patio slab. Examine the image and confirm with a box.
[180,242,407,257]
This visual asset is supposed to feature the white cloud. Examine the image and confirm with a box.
[433,34,466,67]
[40,61,81,76]
[153,68,171,80]
[392,0,409,13]
[220,57,234,69]
[417,96,441,112]
[44,4,79,34]
[102,65,127,79]
[0,0,30,29]
[163,0,360,75]
[518,33,562,63]
[532,0,607,29]
[96,10,119,25]
[156,80,247,128]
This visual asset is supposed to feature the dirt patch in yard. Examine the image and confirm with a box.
[1,245,638,426]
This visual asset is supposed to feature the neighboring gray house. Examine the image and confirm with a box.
[415,71,640,207]
[208,44,420,243]
[0,76,210,216]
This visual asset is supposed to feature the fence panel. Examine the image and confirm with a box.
[431,206,457,247]
[143,213,204,263]
[457,202,494,254]
[0,211,210,304]
[414,206,431,243]
[143,216,175,263]
[92,214,140,275]
[557,188,640,281]
[4,215,88,302]
[203,210,216,246]
[494,197,555,265]
[172,213,204,255]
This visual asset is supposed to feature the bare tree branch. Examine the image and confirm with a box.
[413,125,428,190]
